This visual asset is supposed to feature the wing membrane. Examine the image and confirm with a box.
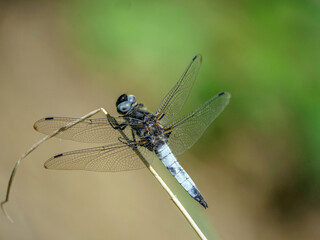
[156,55,202,125]
[44,143,156,172]
[34,117,139,144]
[167,92,231,156]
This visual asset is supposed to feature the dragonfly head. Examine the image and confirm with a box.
[116,94,137,114]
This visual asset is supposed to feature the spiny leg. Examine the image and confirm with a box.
[1,108,109,222]
[107,115,127,130]
[116,128,140,150]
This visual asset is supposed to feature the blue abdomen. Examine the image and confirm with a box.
[155,144,208,208]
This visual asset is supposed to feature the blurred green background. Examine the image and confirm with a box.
[0,0,319,239]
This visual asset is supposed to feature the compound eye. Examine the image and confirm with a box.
[127,94,136,104]
[116,94,128,106]
[117,101,131,114]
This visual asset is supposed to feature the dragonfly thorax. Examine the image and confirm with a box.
[127,106,168,151]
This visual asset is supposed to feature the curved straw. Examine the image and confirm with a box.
[1,134,50,222]
[1,108,103,222]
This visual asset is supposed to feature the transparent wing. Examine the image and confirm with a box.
[33,116,141,144]
[156,55,202,126]
[167,92,231,156]
[44,143,157,172]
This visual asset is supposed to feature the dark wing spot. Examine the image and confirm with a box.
[192,54,202,62]
[218,92,225,96]
[53,153,63,158]
[45,117,54,120]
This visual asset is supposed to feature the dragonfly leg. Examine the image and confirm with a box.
[107,115,127,130]
[118,124,127,130]
[117,128,142,150]
[130,129,140,150]
[131,128,137,142]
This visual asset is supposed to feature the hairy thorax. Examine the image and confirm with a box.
[127,105,168,151]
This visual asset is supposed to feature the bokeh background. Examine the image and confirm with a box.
[0,1,319,239]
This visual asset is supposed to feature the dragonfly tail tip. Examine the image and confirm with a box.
[200,199,208,209]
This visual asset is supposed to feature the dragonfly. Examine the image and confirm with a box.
[2,55,230,216]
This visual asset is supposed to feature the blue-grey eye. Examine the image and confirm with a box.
[117,101,131,114]
[127,94,136,104]
[116,94,128,106]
